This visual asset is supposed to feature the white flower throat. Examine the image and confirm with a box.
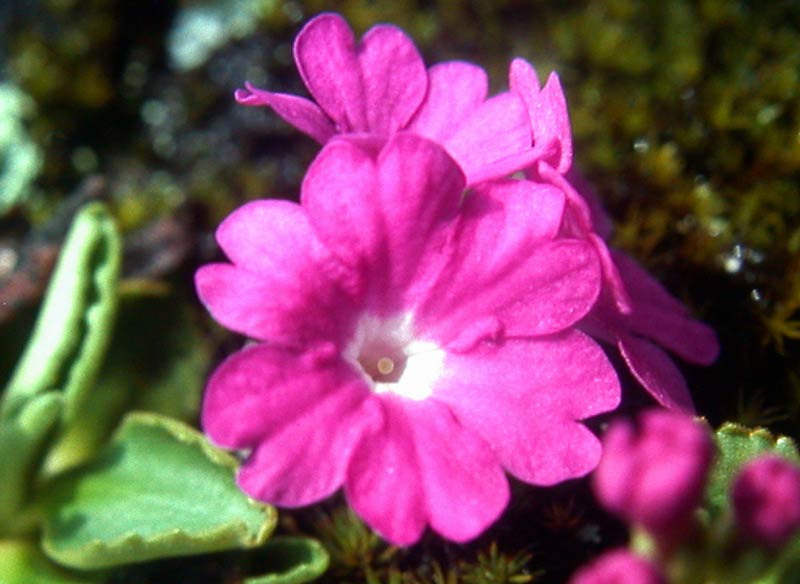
[346,314,445,401]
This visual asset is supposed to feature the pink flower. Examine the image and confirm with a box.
[196,134,620,545]
[593,410,713,543]
[540,170,719,413]
[732,455,800,548]
[235,13,533,185]
[508,58,719,412]
[509,58,573,175]
[581,250,720,412]
[569,549,666,584]
[234,11,719,413]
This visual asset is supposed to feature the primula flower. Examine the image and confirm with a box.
[509,58,573,175]
[545,172,719,412]
[569,549,666,584]
[582,250,720,412]
[593,410,713,544]
[235,13,719,413]
[235,12,534,185]
[732,454,800,548]
[196,134,620,544]
[508,58,719,411]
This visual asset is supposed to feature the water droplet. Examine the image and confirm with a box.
[633,137,650,153]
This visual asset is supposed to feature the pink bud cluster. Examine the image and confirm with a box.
[573,409,800,582]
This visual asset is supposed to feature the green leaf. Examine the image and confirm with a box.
[42,412,277,569]
[244,537,330,584]
[0,392,63,531]
[42,293,211,475]
[705,422,800,517]
[0,540,102,584]
[1,203,121,423]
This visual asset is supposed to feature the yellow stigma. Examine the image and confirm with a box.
[377,357,395,376]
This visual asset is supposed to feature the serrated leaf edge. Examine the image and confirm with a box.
[715,422,800,456]
[244,537,331,584]
[42,412,277,569]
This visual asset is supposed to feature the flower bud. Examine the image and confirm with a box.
[569,549,666,584]
[732,454,800,548]
[593,409,714,540]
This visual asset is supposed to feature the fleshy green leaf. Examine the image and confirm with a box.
[1,203,121,423]
[244,537,330,584]
[0,392,62,531]
[705,422,800,517]
[0,540,102,584]
[42,412,277,569]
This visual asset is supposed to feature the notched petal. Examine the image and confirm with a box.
[235,82,335,144]
[358,24,427,135]
[293,13,367,131]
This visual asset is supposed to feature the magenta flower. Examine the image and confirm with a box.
[507,56,720,412]
[235,13,533,185]
[581,250,720,412]
[196,134,620,545]
[540,170,719,412]
[569,549,666,584]
[593,410,714,542]
[732,455,800,548]
[509,58,573,175]
[235,12,719,413]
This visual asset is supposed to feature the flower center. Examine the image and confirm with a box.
[357,336,407,383]
[347,314,444,401]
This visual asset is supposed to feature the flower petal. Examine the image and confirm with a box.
[568,170,615,240]
[300,138,381,288]
[443,92,532,185]
[293,13,367,132]
[195,260,355,347]
[345,396,508,544]
[618,334,696,413]
[215,199,317,273]
[405,398,509,542]
[344,398,427,546]
[203,344,381,507]
[510,59,573,174]
[202,344,362,448]
[591,233,634,315]
[238,391,380,507]
[508,57,540,97]
[628,306,719,365]
[434,332,620,485]
[613,251,690,315]
[614,252,719,364]
[198,199,359,345]
[303,135,465,311]
[234,83,336,144]
[375,133,464,303]
[409,61,489,142]
[413,180,601,347]
[358,24,427,136]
